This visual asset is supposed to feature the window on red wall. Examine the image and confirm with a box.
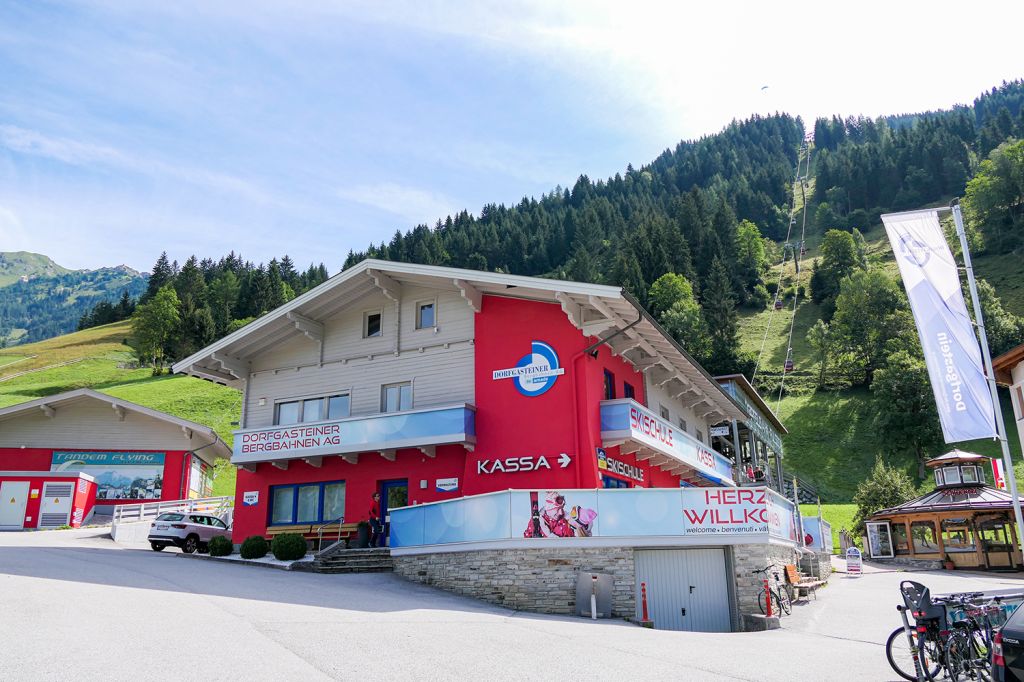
[603,370,616,400]
[624,382,635,400]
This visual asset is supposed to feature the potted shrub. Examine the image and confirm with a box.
[271,533,308,561]
[208,535,233,557]
[944,554,956,571]
[356,520,371,548]
[240,535,269,559]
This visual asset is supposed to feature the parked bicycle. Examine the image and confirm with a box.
[751,565,791,616]
[886,580,1021,682]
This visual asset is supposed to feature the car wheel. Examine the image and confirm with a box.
[182,535,199,554]
[150,542,166,551]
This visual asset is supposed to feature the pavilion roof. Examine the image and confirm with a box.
[870,485,1014,517]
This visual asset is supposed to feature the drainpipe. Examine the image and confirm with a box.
[568,312,644,489]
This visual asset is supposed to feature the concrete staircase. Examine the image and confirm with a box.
[309,547,394,574]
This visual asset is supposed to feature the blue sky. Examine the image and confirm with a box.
[1,1,1022,273]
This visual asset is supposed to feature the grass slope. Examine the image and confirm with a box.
[0,321,241,496]
[741,208,1024,502]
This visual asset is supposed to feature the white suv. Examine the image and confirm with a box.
[148,512,231,553]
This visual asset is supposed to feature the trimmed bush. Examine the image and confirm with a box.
[208,535,233,557]
[271,533,308,561]
[240,535,269,559]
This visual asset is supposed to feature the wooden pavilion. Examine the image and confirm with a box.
[865,450,1022,570]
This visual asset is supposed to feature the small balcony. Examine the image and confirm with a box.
[232,403,476,468]
[599,399,735,486]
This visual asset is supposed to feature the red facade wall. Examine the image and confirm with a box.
[466,294,648,494]
[0,448,190,505]
[231,444,467,541]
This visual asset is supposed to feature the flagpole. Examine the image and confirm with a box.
[951,199,1024,556]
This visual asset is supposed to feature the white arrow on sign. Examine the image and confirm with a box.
[558,453,571,468]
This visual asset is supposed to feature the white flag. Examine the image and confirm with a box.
[882,209,997,443]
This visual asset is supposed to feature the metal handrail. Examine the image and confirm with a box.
[316,516,346,550]
[111,496,233,526]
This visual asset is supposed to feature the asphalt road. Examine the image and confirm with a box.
[2,529,1024,681]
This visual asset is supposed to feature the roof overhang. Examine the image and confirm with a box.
[993,344,1024,385]
[714,373,788,434]
[0,388,231,460]
[172,259,746,423]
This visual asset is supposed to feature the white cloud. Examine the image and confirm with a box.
[337,182,463,227]
[0,125,272,204]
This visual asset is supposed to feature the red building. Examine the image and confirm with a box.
[0,388,230,528]
[172,261,750,543]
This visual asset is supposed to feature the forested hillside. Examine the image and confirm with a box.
[66,78,1024,499]
[0,254,146,347]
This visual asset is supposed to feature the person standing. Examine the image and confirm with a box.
[368,492,382,547]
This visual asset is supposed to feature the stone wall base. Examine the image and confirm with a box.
[394,547,636,617]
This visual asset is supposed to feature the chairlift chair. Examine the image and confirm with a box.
[784,348,794,373]
[774,298,784,311]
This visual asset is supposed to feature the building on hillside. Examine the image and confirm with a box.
[0,388,230,529]
[172,260,814,632]
[865,450,1022,570]
[994,343,1024,462]
[713,373,789,491]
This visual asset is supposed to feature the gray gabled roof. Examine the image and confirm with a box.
[0,388,231,459]
[172,259,747,423]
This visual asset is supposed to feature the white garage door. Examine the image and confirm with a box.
[635,548,732,632]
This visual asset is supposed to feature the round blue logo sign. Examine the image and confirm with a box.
[492,340,565,397]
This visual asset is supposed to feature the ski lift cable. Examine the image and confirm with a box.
[776,142,813,411]
[752,144,806,383]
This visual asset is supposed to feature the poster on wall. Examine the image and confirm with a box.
[52,452,165,501]
[189,458,213,499]
[512,490,599,538]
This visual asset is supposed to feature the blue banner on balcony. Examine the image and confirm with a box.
[232,404,476,464]
[599,400,734,485]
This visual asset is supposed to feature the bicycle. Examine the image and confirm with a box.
[942,593,1017,681]
[751,565,791,616]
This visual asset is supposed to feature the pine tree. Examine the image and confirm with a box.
[700,257,740,374]
[143,252,174,302]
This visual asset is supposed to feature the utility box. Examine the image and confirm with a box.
[575,572,613,619]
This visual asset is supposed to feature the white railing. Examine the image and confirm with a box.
[111,496,233,527]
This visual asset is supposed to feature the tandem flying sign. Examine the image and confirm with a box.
[492,340,564,397]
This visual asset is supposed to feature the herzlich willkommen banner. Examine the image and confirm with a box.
[882,209,997,443]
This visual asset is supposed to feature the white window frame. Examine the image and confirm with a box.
[866,521,895,559]
[962,466,980,484]
[381,381,413,413]
[934,469,944,487]
[275,390,353,425]
[326,393,352,420]
[415,298,438,331]
[944,466,962,485]
[363,309,384,338]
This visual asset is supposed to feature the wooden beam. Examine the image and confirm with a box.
[111,404,126,421]
[367,269,401,303]
[212,352,250,379]
[304,456,323,468]
[341,453,359,465]
[239,464,257,473]
[418,446,436,458]
[271,460,289,470]
[182,426,193,440]
[555,292,583,329]
[285,312,324,344]
[39,404,55,418]
[187,364,239,385]
[581,318,618,338]
[452,279,482,313]
[380,449,396,462]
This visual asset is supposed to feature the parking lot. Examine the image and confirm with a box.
[3,528,1024,681]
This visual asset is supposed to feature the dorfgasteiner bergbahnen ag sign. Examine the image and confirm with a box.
[882,209,997,443]
[492,340,564,397]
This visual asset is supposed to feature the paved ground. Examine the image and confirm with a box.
[2,529,1024,681]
